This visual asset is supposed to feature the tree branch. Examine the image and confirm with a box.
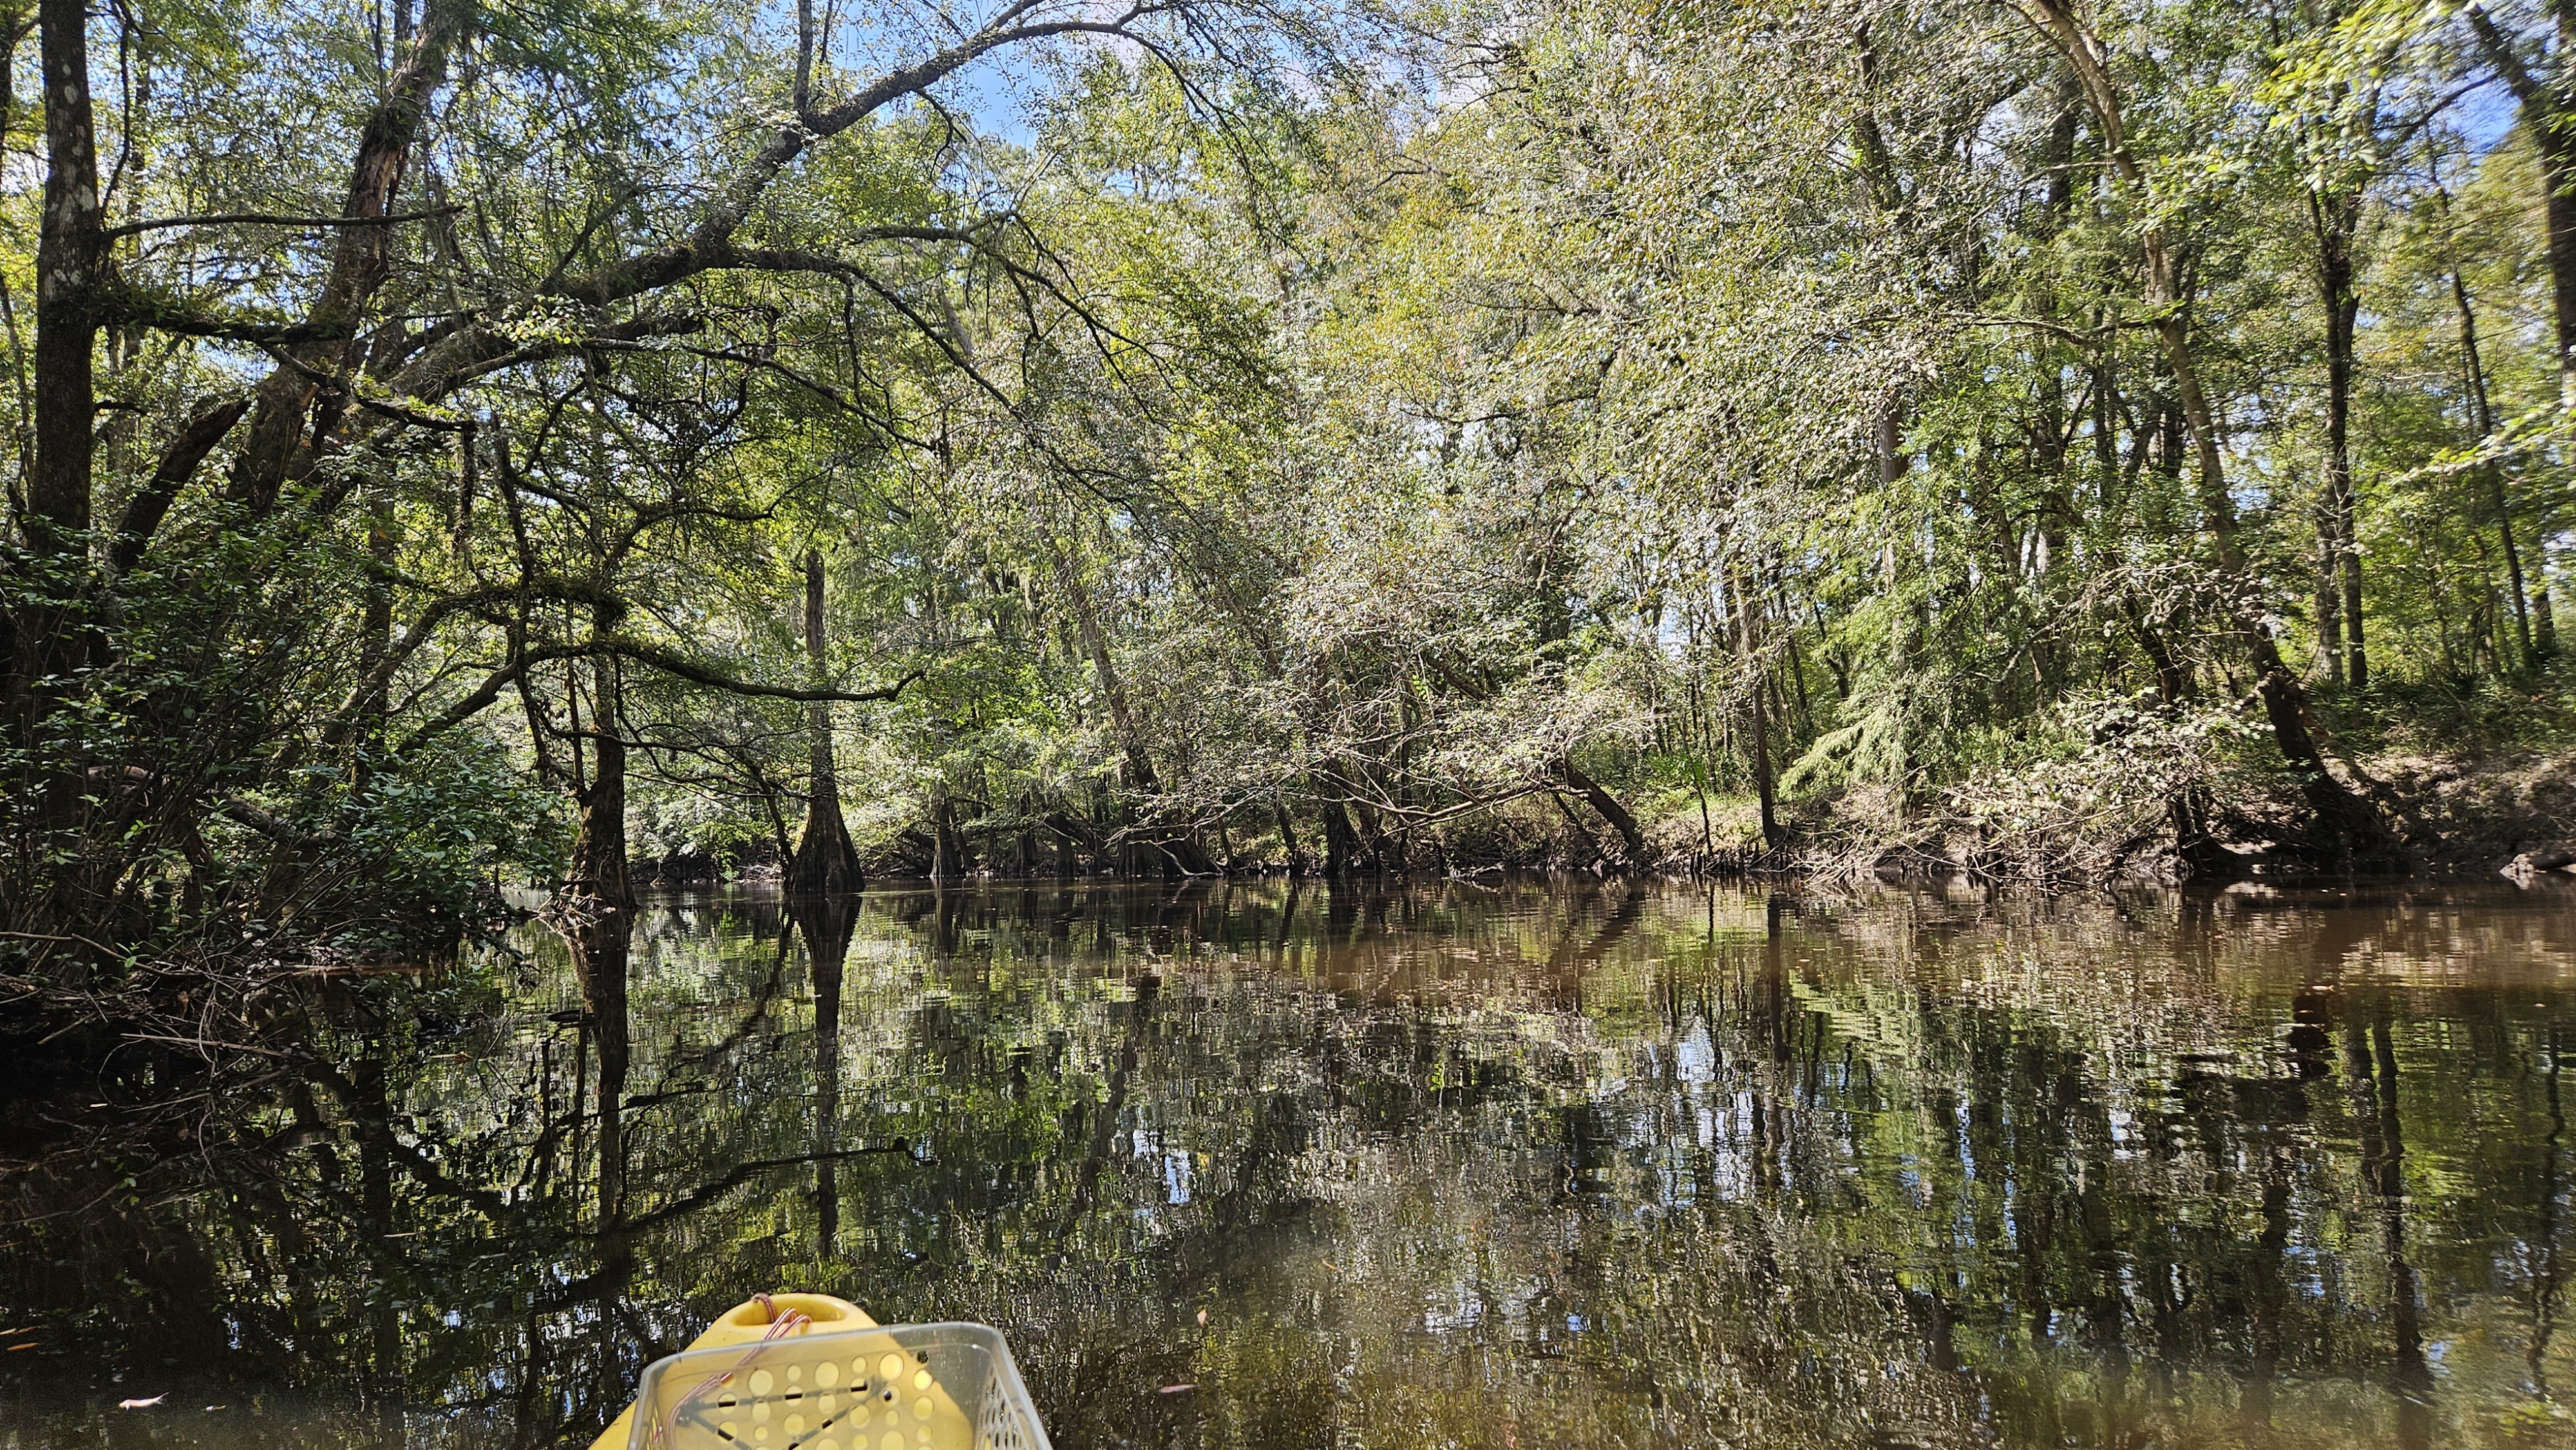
[104,205,459,240]
[2465,3,2543,105]
[549,6,1164,309]
[397,640,923,754]
[109,397,249,575]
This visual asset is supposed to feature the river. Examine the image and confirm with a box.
[5,878,2575,1449]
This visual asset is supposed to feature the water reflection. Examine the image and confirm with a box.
[5,879,2576,1449]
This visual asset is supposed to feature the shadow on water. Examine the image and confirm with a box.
[6,877,2576,1448]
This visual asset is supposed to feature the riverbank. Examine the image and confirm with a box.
[748,742,2576,890]
[619,748,2576,893]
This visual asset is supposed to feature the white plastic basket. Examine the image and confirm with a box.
[626,1321,1050,1450]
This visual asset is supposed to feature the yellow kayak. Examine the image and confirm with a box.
[591,1294,1048,1450]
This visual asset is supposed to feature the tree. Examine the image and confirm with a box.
[1,0,1361,1001]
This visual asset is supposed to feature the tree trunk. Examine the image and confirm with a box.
[2470,8,2576,406]
[2449,265,2535,670]
[28,0,101,558]
[1321,798,1359,879]
[1057,551,1155,793]
[1274,802,1307,874]
[109,400,251,578]
[1733,574,1783,849]
[2542,118,2576,410]
[1750,677,1781,851]
[2161,248,2397,866]
[1350,794,1391,871]
[929,791,965,881]
[15,0,105,797]
[563,659,633,910]
[1548,788,1603,865]
[2309,178,2366,688]
[2312,520,2344,685]
[1687,674,1717,861]
[788,550,863,896]
[1557,759,1647,865]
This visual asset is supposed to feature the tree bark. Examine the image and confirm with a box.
[1058,551,1157,793]
[28,0,101,557]
[1349,793,1392,871]
[787,549,863,896]
[1749,683,1781,851]
[2539,109,2576,410]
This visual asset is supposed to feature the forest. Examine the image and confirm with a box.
[6,0,2576,1032]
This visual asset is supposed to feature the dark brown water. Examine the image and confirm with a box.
[6,879,2576,1449]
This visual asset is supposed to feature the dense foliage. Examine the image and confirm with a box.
[6,0,2575,1004]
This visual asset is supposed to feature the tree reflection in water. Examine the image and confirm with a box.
[5,879,2576,1449]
